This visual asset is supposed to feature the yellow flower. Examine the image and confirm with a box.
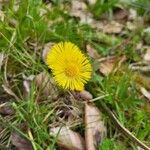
[46,42,92,91]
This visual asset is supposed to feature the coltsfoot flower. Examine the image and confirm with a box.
[46,42,92,91]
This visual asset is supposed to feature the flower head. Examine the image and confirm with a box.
[46,42,92,91]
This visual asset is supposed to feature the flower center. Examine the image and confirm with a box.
[64,64,79,77]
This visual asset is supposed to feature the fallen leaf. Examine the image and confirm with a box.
[103,21,123,34]
[34,72,59,101]
[89,20,107,31]
[129,9,137,21]
[85,103,107,150]
[99,58,115,76]
[70,0,94,24]
[126,21,137,31]
[143,48,150,62]
[137,146,144,150]
[136,42,143,51]
[50,126,85,150]
[141,87,150,101]
[71,0,86,10]
[0,102,15,116]
[86,44,101,59]
[11,131,33,150]
[42,42,54,62]
[99,56,126,76]
[72,90,93,101]
[113,7,128,23]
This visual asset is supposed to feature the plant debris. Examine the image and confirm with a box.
[85,103,106,150]
[50,126,85,150]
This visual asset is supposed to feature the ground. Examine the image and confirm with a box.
[0,0,150,150]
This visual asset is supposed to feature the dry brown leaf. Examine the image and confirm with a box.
[144,48,150,62]
[11,131,33,150]
[86,44,101,59]
[141,87,150,101]
[99,58,115,76]
[113,7,128,23]
[99,56,126,76]
[0,102,15,116]
[129,9,137,21]
[34,72,59,101]
[136,42,143,51]
[126,21,137,31]
[72,90,93,101]
[85,103,106,150]
[137,146,144,150]
[103,21,123,34]
[42,42,54,62]
[90,20,106,31]
[71,0,86,10]
[70,0,94,24]
[50,126,85,150]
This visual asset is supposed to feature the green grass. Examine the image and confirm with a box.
[12,83,56,149]
[88,0,119,19]
[0,0,150,149]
